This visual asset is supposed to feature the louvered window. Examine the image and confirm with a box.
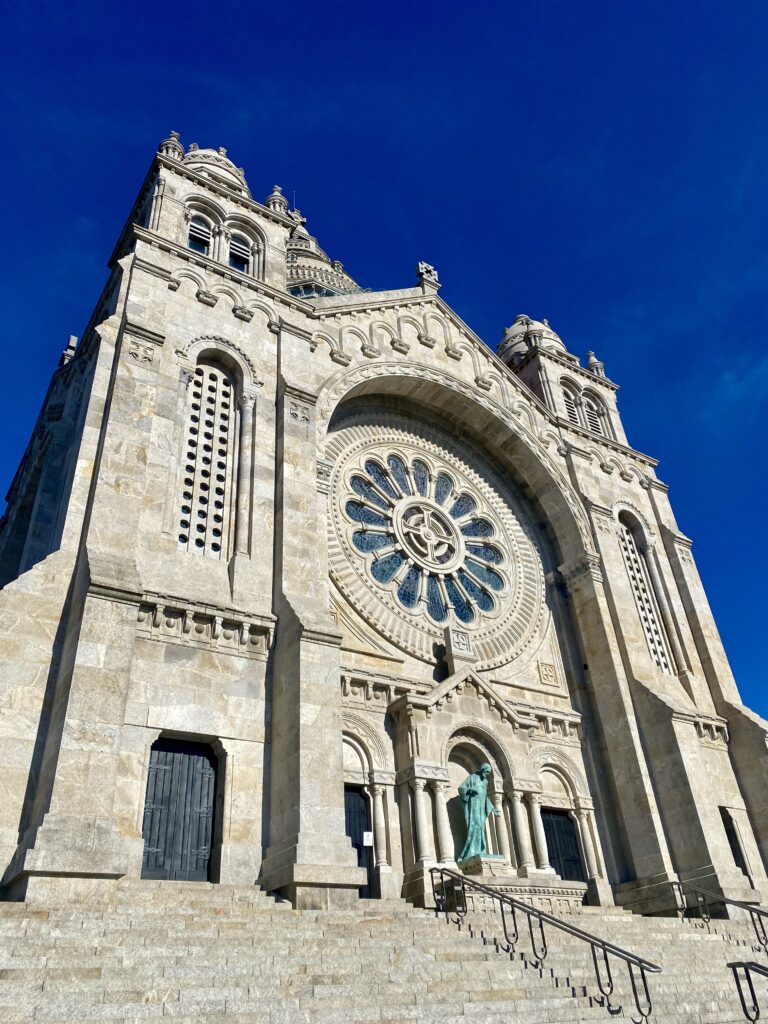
[178,363,237,558]
[188,216,211,255]
[229,234,250,274]
[619,521,673,673]
[584,397,603,434]
[563,388,579,424]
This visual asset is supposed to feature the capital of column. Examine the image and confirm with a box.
[411,778,427,793]
[238,393,256,411]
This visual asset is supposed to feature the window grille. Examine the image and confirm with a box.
[188,216,211,255]
[563,388,580,424]
[178,363,237,558]
[619,521,673,673]
[584,397,603,434]
[229,234,250,274]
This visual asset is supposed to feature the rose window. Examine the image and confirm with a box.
[344,453,507,625]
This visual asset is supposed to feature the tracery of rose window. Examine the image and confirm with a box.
[344,453,507,625]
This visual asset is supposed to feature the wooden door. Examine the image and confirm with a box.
[542,809,586,882]
[344,785,373,898]
[141,739,217,881]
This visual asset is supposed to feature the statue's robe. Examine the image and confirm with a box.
[458,772,495,860]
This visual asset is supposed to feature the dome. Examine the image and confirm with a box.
[497,314,567,365]
[182,145,250,196]
[285,210,361,299]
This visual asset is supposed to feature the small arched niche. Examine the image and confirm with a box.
[446,736,502,861]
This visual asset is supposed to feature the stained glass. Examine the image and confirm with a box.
[348,451,507,623]
[464,558,504,592]
[353,531,393,553]
[445,577,474,624]
[412,459,430,497]
[350,474,389,509]
[371,551,405,584]
[461,518,494,538]
[346,500,388,527]
[387,454,411,495]
[364,459,398,498]
[426,574,447,622]
[434,472,454,505]
[466,543,503,564]
[397,566,422,608]
[450,493,477,519]
[457,570,494,612]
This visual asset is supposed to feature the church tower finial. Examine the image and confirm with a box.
[265,185,289,215]
[158,131,184,160]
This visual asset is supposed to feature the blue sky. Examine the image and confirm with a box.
[1,0,766,715]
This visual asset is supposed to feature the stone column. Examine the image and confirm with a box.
[412,779,431,863]
[492,791,512,863]
[433,781,454,864]
[574,808,599,880]
[234,394,255,555]
[529,794,552,871]
[511,790,535,872]
[371,784,389,868]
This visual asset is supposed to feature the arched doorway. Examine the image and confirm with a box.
[140,738,219,882]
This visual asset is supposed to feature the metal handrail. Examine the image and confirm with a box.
[430,866,661,1022]
[671,880,768,954]
[728,961,768,1022]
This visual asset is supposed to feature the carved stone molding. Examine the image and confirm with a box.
[397,761,450,785]
[558,553,603,588]
[136,598,273,660]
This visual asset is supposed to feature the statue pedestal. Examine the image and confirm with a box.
[453,857,588,913]
[457,855,508,880]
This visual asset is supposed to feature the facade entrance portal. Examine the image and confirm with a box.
[542,809,585,882]
[344,785,374,898]
[141,739,218,882]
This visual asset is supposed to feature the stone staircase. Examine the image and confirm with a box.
[0,881,763,1023]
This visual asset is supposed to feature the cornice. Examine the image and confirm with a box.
[132,227,315,314]
[156,153,296,229]
[558,418,658,468]
[518,346,620,392]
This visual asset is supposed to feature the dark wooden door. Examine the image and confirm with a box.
[344,785,373,898]
[141,739,217,882]
[542,809,586,882]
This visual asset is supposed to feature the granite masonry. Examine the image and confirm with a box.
[0,132,766,927]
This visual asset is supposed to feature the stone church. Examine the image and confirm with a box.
[0,131,766,918]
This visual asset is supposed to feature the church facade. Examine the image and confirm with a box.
[0,132,766,913]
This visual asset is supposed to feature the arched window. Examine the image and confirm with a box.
[618,515,674,673]
[178,359,238,558]
[561,382,580,425]
[228,234,251,274]
[188,215,211,256]
[583,394,604,435]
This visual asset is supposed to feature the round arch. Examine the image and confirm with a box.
[315,361,595,568]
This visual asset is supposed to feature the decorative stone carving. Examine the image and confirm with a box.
[325,413,547,670]
[127,341,155,364]
[136,597,273,660]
